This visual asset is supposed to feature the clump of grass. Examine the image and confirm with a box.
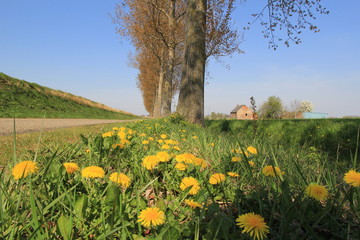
[1,115,359,239]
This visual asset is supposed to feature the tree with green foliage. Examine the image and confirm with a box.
[259,96,284,119]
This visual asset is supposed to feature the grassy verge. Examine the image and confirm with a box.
[0,122,125,164]
[1,115,359,239]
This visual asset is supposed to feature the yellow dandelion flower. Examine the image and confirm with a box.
[305,183,328,201]
[161,144,170,150]
[228,172,239,177]
[344,170,360,187]
[192,136,198,139]
[63,163,79,174]
[173,146,181,151]
[85,148,91,153]
[184,199,203,209]
[247,146,258,155]
[139,133,147,137]
[175,162,188,171]
[81,166,105,178]
[160,134,167,139]
[120,139,130,145]
[102,131,114,138]
[248,161,255,167]
[262,166,284,177]
[236,213,270,240]
[209,173,226,185]
[176,153,197,164]
[156,151,170,162]
[142,155,160,170]
[165,139,179,145]
[109,172,131,188]
[231,149,241,154]
[209,142,215,147]
[148,137,154,141]
[112,127,119,131]
[157,139,164,144]
[12,161,39,180]
[137,207,165,228]
[142,140,149,145]
[112,143,125,149]
[232,156,242,162]
[118,131,126,139]
[180,177,201,195]
[194,158,208,169]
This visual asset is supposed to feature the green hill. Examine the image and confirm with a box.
[0,72,140,119]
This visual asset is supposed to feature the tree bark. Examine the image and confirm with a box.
[152,67,165,118]
[162,48,174,116]
[162,0,177,117]
[176,0,207,125]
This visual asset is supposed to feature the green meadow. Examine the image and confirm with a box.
[1,115,359,239]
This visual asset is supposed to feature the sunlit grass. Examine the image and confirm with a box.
[1,115,359,239]
[0,122,124,164]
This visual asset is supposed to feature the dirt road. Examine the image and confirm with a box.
[0,118,133,136]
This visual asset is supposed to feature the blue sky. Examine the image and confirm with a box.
[1,0,359,117]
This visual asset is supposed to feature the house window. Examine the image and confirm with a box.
[245,113,248,116]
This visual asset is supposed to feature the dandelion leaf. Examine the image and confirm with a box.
[105,185,120,206]
[158,225,180,240]
[57,215,73,240]
[74,194,88,218]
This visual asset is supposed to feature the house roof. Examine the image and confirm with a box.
[230,104,245,113]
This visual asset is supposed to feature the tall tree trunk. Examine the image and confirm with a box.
[162,48,174,116]
[177,0,207,125]
[153,68,165,118]
[162,0,177,117]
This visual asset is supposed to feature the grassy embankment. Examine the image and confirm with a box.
[1,115,359,239]
[0,72,139,119]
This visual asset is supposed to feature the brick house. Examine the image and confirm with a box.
[230,105,254,120]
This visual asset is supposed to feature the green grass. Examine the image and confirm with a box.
[0,122,125,164]
[1,115,359,239]
[0,72,139,119]
[206,118,360,161]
